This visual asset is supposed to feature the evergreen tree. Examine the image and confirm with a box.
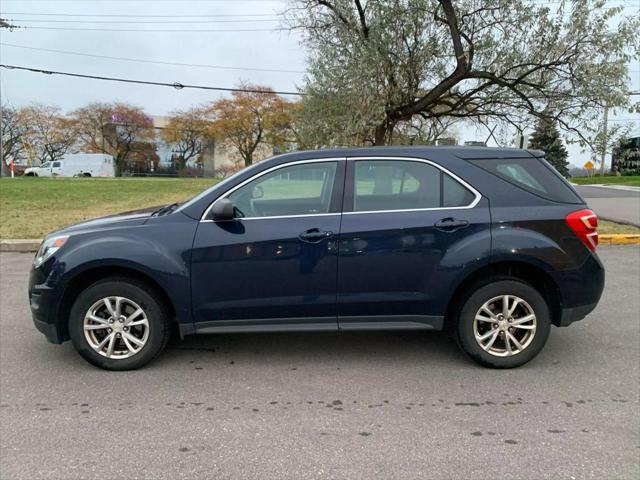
[528,118,570,177]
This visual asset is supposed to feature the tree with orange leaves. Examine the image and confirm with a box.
[70,102,155,176]
[161,106,212,172]
[207,84,292,167]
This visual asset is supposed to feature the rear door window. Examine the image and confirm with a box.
[469,157,582,204]
[352,160,477,212]
[443,173,477,207]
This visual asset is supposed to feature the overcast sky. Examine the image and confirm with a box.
[1,0,638,167]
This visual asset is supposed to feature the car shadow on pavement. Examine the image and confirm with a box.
[156,329,469,368]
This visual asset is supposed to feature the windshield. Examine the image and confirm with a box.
[174,164,261,215]
[40,162,51,168]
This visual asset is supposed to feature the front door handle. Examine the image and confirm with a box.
[434,217,470,232]
[299,228,334,243]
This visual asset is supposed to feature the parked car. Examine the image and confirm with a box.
[23,153,115,177]
[29,147,604,370]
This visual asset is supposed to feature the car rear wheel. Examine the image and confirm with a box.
[69,278,171,370]
[455,280,551,368]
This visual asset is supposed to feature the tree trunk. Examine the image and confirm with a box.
[114,159,123,177]
[373,120,395,146]
[373,123,387,146]
[244,153,253,167]
[178,157,187,176]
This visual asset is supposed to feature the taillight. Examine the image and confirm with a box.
[566,209,598,252]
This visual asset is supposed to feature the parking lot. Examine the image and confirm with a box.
[1,247,638,479]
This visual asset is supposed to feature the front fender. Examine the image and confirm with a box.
[46,214,197,326]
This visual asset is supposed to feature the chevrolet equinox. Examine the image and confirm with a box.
[29,147,605,370]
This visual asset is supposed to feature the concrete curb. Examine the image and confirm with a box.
[0,240,41,252]
[2,234,640,253]
[599,234,640,245]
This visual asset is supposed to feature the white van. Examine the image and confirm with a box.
[24,154,115,177]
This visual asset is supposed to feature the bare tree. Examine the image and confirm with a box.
[21,104,77,164]
[1,105,28,174]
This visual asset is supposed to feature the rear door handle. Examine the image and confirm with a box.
[299,228,334,243]
[434,217,470,232]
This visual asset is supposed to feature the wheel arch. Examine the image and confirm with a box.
[445,260,563,328]
[57,265,177,342]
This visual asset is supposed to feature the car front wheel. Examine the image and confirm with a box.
[68,278,171,370]
[455,280,551,368]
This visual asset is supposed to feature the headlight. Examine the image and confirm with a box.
[33,235,69,268]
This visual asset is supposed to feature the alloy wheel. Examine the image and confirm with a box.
[83,296,150,359]
[473,294,537,357]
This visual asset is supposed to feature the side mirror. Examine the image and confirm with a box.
[210,197,235,222]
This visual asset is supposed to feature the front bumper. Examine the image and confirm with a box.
[29,266,65,344]
[32,316,62,344]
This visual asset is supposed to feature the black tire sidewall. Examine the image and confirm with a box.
[69,280,168,370]
[456,280,551,368]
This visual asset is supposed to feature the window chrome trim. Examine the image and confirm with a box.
[200,157,346,222]
[345,156,482,214]
[232,213,340,221]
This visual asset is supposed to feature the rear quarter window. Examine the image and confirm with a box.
[469,157,582,204]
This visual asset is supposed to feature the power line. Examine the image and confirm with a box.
[0,64,303,96]
[4,44,632,77]
[14,26,287,32]
[2,0,282,2]
[0,13,280,17]
[7,18,280,24]
[0,43,305,74]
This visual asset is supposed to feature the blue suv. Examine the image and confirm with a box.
[29,147,604,370]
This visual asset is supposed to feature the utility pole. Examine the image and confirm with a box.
[1,69,3,177]
[599,104,609,177]
[598,92,639,177]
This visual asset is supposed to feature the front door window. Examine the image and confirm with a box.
[227,162,338,218]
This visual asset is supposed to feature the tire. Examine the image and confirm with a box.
[68,277,171,370]
[455,279,551,368]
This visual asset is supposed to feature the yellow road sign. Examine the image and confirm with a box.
[584,160,594,170]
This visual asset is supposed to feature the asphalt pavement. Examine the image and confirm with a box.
[576,185,640,226]
[1,248,639,480]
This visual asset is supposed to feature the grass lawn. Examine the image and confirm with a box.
[0,177,218,239]
[572,175,640,187]
[598,220,640,235]
[1,177,639,239]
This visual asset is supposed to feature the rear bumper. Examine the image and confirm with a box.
[557,302,599,327]
[551,252,605,327]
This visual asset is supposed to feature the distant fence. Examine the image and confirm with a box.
[122,165,207,178]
